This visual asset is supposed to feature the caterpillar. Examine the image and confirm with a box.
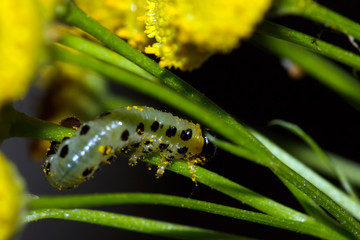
[44,106,216,189]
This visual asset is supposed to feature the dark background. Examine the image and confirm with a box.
[3,1,360,239]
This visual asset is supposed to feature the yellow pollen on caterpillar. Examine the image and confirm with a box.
[98,145,105,154]
[104,146,112,155]
[133,106,138,109]
[126,106,132,110]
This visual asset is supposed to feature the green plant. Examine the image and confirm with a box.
[2,0,360,239]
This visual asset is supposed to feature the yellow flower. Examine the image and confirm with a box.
[0,0,43,106]
[75,0,151,50]
[0,153,26,240]
[144,0,272,70]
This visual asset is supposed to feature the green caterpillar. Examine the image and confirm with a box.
[44,106,216,189]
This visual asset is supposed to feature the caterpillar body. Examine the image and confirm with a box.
[44,106,216,189]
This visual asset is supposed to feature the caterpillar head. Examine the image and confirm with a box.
[201,129,217,160]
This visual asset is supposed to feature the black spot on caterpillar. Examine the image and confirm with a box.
[44,106,216,190]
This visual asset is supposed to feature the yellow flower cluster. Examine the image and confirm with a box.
[0,153,26,240]
[75,0,271,71]
[144,0,272,70]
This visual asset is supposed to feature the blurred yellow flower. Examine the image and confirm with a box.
[36,0,63,20]
[75,0,151,50]
[0,0,43,106]
[0,153,26,240]
[144,0,272,70]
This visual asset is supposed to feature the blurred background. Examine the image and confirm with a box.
[3,0,360,239]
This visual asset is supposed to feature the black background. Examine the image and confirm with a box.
[3,1,360,239]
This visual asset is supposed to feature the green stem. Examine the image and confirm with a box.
[29,193,351,240]
[283,142,360,188]
[146,155,360,239]
[142,155,319,219]
[269,119,358,202]
[211,129,360,224]
[257,21,360,70]
[25,209,248,240]
[34,176,307,221]
[279,177,340,228]
[0,105,75,142]
[251,32,360,105]
[212,134,360,220]
[250,130,360,221]
[271,0,360,41]
[218,129,360,220]
[59,34,159,82]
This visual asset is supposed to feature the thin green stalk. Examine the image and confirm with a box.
[279,177,340,227]
[30,191,305,221]
[59,34,159,82]
[251,32,360,105]
[214,131,360,220]
[283,142,360,188]
[270,119,358,202]
[211,134,360,216]
[53,44,360,239]
[142,155,360,239]
[140,155,315,222]
[25,209,248,240]
[29,193,352,240]
[250,130,360,221]
[0,105,75,142]
[271,0,360,41]
[212,135,360,234]
[208,135,348,229]
[257,21,360,70]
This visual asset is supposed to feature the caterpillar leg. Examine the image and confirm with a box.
[129,149,144,166]
[156,158,171,178]
[187,160,197,183]
[103,154,117,164]
[188,158,203,184]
